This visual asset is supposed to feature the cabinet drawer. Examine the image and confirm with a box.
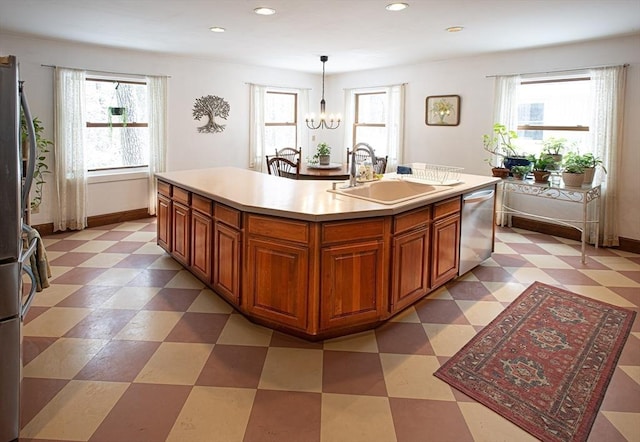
[215,204,241,229]
[173,186,190,205]
[157,180,171,197]
[191,194,212,215]
[393,207,431,234]
[322,218,386,244]
[433,197,461,220]
[247,215,309,244]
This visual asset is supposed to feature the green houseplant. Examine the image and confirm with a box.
[510,164,531,180]
[542,137,568,170]
[561,152,586,187]
[528,153,555,183]
[483,123,524,177]
[108,106,127,128]
[314,142,331,165]
[20,115,53,212]
[580,152,607,185]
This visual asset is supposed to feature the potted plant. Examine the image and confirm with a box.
[528,153,555,184]
[108,106,127,128]
[580,152,607,185]
[542,137,567,170]
[510,164,530,180]
[483,123,526,175]
[108,106,126,116]
[314,142,331,165]
[561,152,586,187]
[484,157,509,178]
[20,115,53,212]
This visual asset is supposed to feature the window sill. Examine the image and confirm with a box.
[87,167,149,184]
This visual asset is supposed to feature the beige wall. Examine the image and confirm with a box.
[2,33,638,240]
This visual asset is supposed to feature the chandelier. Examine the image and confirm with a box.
[305,55,341,130]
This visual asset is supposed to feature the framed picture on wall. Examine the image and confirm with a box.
[426,95,460,126]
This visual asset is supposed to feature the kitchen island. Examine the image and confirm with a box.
[156,167,499,340]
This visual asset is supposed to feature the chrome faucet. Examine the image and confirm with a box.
[349,142,376,187]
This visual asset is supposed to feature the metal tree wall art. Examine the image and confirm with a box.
[192,95,230,133]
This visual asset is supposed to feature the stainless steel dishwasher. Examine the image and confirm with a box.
[459,185,496,275]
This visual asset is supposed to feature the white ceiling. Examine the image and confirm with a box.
[1,0,639,74]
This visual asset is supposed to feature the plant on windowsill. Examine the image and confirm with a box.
[314,142,331,165]
[542,137,568,170]
[482,123,525,177]
[579,152,607,185]
[561,152,586,187]
[527,153,555,184]
[510,165,531,180]
[20,114,53,212]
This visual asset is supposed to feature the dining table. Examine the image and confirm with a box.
[298,162,350,181]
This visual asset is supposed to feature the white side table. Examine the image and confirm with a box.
[498,179,601,264]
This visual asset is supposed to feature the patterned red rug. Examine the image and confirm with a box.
[434,281,636,442]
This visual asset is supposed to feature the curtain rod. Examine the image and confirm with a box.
[245,82,310,90]
[342,82,408,91]
[485,63,629,78]
[41,64,171,78]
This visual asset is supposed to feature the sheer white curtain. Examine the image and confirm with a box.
[249,84,266,172]
[297,89,309,159]
[588,65,627,246]
[342,89,356,156]
[146,75,168,215]
[385,84,405,171]
[53,67,87,231]
[492,74,520,129]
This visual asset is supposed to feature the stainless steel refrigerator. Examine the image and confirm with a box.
[0,55,38,442]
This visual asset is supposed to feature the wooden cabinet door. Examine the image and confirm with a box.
[157,194,171,252]
[213,221,241,305]
[391,226,429,313]
[191,210,212,283]
[320,240,384,330]
[431,213,460,289]
[171,201,190,266]
[246,237,309,330]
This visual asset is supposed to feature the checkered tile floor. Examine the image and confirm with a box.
[20,218,640,441]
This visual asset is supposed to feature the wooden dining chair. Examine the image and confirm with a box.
[346,146,377,165]
[266,155,300,179]
[347,147,387,174]
[275,147,302,163]
[374,156,388,174]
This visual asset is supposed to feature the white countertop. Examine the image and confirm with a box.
[156,167,500,221]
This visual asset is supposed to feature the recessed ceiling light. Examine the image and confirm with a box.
[446,26,464,33]
[254,7,276,15]
[386,3,409,11]
[209,26,225,33]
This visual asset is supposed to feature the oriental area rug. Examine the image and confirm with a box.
[434,281,636,442]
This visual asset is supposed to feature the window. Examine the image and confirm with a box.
[344,84,404,170]
[84,77,149,171]
[515,76,591,156]
[354,92,387,154]
[264,91,297,153]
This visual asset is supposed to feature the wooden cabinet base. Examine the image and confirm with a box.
[158,181,471,341]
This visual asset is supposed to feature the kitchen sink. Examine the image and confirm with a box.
[328,179,447,205]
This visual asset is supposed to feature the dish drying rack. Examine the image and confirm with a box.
[397,163,464,185]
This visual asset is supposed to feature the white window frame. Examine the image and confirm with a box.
[84,75,150,179]
[344,85,405,171]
